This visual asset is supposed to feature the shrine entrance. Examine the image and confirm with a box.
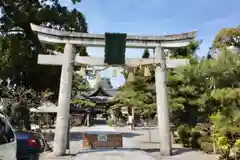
[86,85,115,122]
[73,85,116,126]
[30,23,197,156]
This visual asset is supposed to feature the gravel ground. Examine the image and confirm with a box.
[40,125,218,160]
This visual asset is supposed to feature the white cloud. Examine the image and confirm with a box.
[58,0,73,7]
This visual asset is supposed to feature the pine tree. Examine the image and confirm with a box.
[214,27,240,48]
[142,48,150,58]
[109,67,156,127]
[71,72,95,107]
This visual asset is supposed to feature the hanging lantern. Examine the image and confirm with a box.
[79,66,86,77]
[144,66,151,77]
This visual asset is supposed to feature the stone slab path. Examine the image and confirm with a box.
[74,125,155,160]
[40,125,218,160]
[115,126,218,160]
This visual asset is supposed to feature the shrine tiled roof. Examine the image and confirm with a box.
[87,86,116,97]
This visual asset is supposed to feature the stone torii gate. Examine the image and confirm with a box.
[30,24,197,156]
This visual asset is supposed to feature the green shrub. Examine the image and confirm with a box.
[117,118,126,127]
[199,136,214,153]
[148,118,158,126]
[216,136,231,160]
[200,141,214,153]
[171,128,180,144]
[174,136,181,143]
[190,131,202,149]
[232,139,240,160]
[177,125,191,147]
[107,119,114,126]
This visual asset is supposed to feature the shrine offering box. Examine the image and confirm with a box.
[82,131,123,148]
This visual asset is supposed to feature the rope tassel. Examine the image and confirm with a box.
[144,66,151,77]
[79,66,86,77]
[127,68,135,82]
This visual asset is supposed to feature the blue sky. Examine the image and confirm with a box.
[60,0,240,87]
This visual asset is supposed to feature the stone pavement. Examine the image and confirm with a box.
[40,125,218,160]
[40,125,155,160]
[75,149,155,160]
[114,126,218,160]
[74,125,155,160]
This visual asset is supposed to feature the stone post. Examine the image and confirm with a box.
[66,118,70,154]
[86,113,90,127]
[155,46,172,156]
[131,107,135,130]
[53,43,75,156]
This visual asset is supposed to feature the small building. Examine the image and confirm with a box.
[30,86,117,127]
[74,85,116,115]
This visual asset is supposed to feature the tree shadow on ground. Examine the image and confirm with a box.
[140,141,160,144]
[75,147,195,156]
[134,127,158,131]
[121,132,142,138]
[40,152,78,159]
[142,147,197,156]
[171,147,197,156]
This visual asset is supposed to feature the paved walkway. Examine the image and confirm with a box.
[40,125,218,160]
[74,125,155,160]
[114,126,218,160]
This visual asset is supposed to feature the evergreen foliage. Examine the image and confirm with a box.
[142,48,150,58]
[0,0,88,95]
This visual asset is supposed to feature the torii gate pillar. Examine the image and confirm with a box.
[53,44,75,155]
[155,46,171,156]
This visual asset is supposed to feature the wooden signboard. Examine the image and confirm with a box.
[82,132,123,148]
